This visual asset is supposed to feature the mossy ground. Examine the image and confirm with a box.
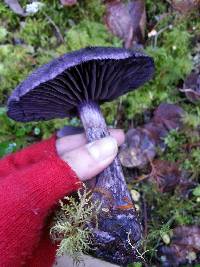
[0,1,200,266]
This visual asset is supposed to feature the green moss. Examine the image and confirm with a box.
[135,183,200,262]
[66,20,121,50]
[0,2,20,30]
[146,0,168,21]
[193,185,200,197]
[183,106,200,129]
[0,44,36,102]
[19,17,52,47]
[0,27,8,43]
[160,120,200,178]
[124,25,193,119]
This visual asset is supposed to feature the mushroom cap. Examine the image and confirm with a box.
[7,46,154,122]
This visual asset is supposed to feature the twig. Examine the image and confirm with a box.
[4,0,27,16]
[43,12,64,44]
[141,194,148,251]
[154,25,171,47]
[127,230,149,262]
[133,158,156,184]
[182,141,200,151]
[133,174,149,183]
[114,96,123,128]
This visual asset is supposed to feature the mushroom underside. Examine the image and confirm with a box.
[8,57,153,122]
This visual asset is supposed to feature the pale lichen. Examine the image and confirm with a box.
[50,185,101,264]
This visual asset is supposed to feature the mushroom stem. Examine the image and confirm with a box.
[78,100,142,265]
[78,100,131,204]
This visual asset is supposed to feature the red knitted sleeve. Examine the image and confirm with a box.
[0,136,81,266]
[0,136,64,178]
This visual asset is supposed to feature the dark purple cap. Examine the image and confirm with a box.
[7,47,154,122]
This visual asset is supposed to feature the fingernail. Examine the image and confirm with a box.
[87,136,118,162]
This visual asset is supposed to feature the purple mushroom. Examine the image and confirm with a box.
[7,47,154,265]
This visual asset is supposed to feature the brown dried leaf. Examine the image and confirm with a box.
[144,122,168,151]
[120,103,185,169]
[173,226,200,250]
[153,103,184,131]
[4,0,27,16]
[60,0,77,6]
[104,0,146,48]
[150,160,181,192]
[170,0,200,14]
[119,128,156,168]
[180,68,200,103]
[160,226,200,266]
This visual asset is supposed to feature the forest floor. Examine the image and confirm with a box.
[0,1,200,266]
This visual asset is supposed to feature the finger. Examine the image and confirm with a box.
[56,133,87,156]
[56,129,125,156]
[61,136,118,181]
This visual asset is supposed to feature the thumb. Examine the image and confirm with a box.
[61,136,118,181]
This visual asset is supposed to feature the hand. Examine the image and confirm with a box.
[56,129,125,181]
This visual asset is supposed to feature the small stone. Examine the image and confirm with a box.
[148,29,157,38]
[186,251,197,262]
[131,189,140,202]
[196,197,200,203]
[135,204,140,211]
[161,233,170,244]
[34,127,41,135]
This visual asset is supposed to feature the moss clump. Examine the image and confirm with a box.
[127,110,200,265]
[0,44,36,102]
[66,20,121,50]
[50,186,101,263]
[124,24,193,120]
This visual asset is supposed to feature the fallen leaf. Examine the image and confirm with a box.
[4,0,27,16]
[153,103,184,131]
[60,0,77,6]
[119,128,156,168]
[180,68,200,103]
[170,0,200,14]
[150,160,181,192]
[193,185,200,197]
[159,225,200,266]
[144,122,168,151]
[104,0,146,48]
[120,103,185,169]
[178,227,200,248]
